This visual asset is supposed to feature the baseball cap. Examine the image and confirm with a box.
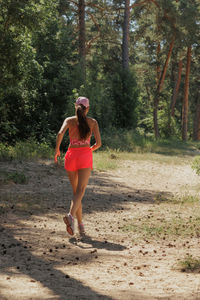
[76,97,89,108]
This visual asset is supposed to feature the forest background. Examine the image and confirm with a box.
[1,0,200,151]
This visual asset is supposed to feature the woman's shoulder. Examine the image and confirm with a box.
[87,117,98,125]
[65,116,77,125]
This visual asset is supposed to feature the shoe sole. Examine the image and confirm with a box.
[63,216,74,236]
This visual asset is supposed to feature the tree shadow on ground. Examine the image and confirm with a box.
[0,226,114,300]
[0,224,158,300]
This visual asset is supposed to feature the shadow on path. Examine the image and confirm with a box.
[69,235,126,251]
[0,225,114,300]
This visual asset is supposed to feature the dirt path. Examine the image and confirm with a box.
[0,158,200,300]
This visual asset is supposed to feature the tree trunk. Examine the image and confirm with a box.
[193,93,200,141]
[153,38,175,138]
[156,42,161,84]
[122,0,130,70]
[78,0,86,83]
[182,46,192,141]
[171,59,182,117]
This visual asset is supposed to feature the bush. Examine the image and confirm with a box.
[0,140,54,161]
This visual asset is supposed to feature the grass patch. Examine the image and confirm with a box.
[177,255,200,273]
[121,206,200,240]
[1,134,199,170]
[93,151,118,171]
[172,194,200,204]
[191,156,200,175]
[160,193,200,205]
[101,128,200,156]
[0,171,28,184]
[116,152,191,165]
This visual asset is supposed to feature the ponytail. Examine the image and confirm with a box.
[76,104,90,139]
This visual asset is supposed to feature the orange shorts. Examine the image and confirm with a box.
[65,147,93,171]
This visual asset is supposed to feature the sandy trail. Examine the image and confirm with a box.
[0,158,200,300]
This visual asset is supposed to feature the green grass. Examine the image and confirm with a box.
[177,255,200,273]
[0,170,28,184]
[121,201,200,240]
[101,128,200,156]
[0,134,200,171]
[0,140,54,161]
[93,151,119,170]
[192,156,200,175]
[171,193,200,204]
[108,151,191,165]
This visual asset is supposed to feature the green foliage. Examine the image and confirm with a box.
[191,156,200,175]
[0,140,54,161]
[110,68,139,128]
[0,0,74,143]
[0,0,200,144]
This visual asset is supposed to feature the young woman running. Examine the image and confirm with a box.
[54,97,101,236]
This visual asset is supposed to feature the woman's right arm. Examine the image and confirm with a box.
[55,118,69,162]
[90,120,102,152]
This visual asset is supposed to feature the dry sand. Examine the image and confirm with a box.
[0,156,200,300]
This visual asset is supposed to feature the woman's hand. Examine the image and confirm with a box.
[54,149,60,163]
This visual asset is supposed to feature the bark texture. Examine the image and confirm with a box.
[171,59,182,117]
[182,47,192,141]
[78,0,86,82]
[193,94,200,141]
[153,38,175,138]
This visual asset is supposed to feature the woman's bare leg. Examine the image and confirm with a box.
[67,170,82,224]
[69,168,91,218]
[67,170,78,195]
[67,169,91,225]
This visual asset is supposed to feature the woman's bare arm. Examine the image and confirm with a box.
[90,120,102,152]
[55,118,69,162]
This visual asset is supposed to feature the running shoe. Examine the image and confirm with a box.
[63,214,74,235]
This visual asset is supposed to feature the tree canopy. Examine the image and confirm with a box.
[1,0,200,144]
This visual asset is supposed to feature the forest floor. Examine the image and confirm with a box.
[0,152,200,300]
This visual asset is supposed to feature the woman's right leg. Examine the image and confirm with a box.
[70,168,91,218]
[67,170,82,225]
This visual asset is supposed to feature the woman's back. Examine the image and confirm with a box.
[68,116,95,146]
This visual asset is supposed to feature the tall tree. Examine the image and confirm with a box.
[153,38,175,138]
[122,0,130,70]
[78,0,86,83]
[182,46,192,141]
[193,93,200,141]
[171,59,182,117]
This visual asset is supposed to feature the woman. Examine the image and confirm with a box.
[54,96,101,236]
